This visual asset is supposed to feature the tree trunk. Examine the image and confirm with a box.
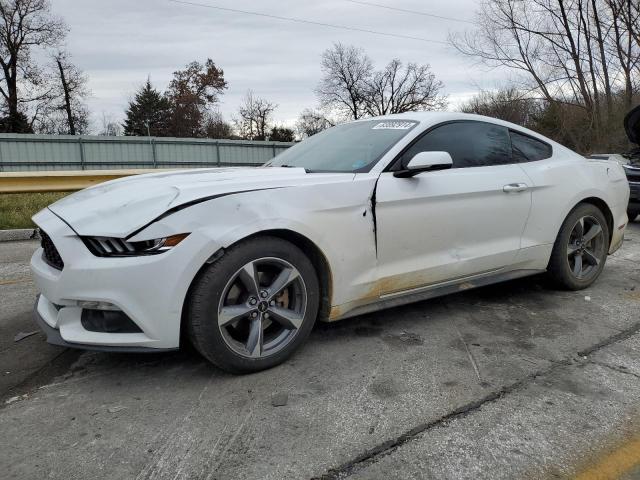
[578,0,601,133]
[557,0,593,115]
[8,60,20,132]
[57,58,76,135]
[592,0,612,120]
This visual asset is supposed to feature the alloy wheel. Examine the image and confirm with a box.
[567,215,606,280]
[217,257,307,358]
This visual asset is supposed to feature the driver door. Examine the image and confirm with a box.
[374,121,532,296]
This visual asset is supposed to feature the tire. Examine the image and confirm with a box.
[547,203,610,290]
[628,208,639,222]
[186,236,319,374]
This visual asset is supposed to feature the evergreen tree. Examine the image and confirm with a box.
[0,111,33,133]
[269,126,295,142]
[123,79,172,136]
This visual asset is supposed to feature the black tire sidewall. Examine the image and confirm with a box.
[187,236,320,373]
[548,204,610,290]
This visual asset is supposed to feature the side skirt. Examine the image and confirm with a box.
[331,268,544,321]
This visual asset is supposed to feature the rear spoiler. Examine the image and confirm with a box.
[588,153,629,165]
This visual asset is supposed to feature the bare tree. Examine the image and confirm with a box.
[316,43,372,120]
[316,43,447,121]
[235,90,277,140]
[0,0,66,132]
[606,0,640,109]
[450,0,640,148]
[99,112,121,136]
[362,59,447,116]
[37,51,89,134]
[295,108,334,138]
[626,0,640,50]
[459,86,542,127]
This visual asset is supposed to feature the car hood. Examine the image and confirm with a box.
[624,105,640,145]
[47,167,343,237]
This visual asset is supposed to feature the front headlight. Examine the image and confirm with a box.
[82,233,190,257]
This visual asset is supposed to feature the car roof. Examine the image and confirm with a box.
[357,111,579,156]
[360,111,548,141]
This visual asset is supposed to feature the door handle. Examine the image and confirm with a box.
[503,183,528,193]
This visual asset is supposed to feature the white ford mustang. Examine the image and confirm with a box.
[31,112,630,373]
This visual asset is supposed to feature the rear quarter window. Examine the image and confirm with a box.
[510,130,552,162]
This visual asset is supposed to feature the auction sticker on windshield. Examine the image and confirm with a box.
[372,121,416,130]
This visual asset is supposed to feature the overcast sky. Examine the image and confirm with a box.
[51,0,508,131]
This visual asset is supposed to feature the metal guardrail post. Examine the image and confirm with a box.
[272,143,277,158]
[216,141,221,167]
[151,138,157,168]
[78,136,85,170]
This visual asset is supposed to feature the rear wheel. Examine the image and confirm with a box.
[187,236,319,373]
[547,204,610,290]
[628,208,639,222]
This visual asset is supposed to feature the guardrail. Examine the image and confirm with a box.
[0,168,185,193]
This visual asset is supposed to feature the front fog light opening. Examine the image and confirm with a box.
[81,308,143,334]
[77,300,120,311]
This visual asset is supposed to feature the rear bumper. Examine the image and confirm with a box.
[609,203,628,254]
[629,181,639,207]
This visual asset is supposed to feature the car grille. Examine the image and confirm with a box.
[40,230,64,270]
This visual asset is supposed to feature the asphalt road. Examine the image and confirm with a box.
[1,221,640,479]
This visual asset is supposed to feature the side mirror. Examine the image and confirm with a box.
[393,151,453,178]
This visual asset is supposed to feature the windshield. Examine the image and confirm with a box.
[266,119,418,173]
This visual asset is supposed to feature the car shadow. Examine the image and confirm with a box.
[65,273,550,377]
[313,273,549,339]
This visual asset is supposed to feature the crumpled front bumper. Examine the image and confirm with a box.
[30,208,221,350]
[33,296,176,353]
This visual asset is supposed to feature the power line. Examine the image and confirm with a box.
[168,0,449,45]
[345,0,475,25]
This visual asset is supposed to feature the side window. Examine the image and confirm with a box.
[399,121,512,169]
[510,130,552,162]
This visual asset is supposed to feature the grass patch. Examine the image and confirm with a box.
[0,192,70,230]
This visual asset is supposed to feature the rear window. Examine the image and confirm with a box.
[510,130,552,162]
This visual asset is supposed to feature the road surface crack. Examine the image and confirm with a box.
[313,321,640,479]
[590,359,640,380]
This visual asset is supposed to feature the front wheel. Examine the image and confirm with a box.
[187,236,319,373]
[547,203,610,290]
[628,208,639,222]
